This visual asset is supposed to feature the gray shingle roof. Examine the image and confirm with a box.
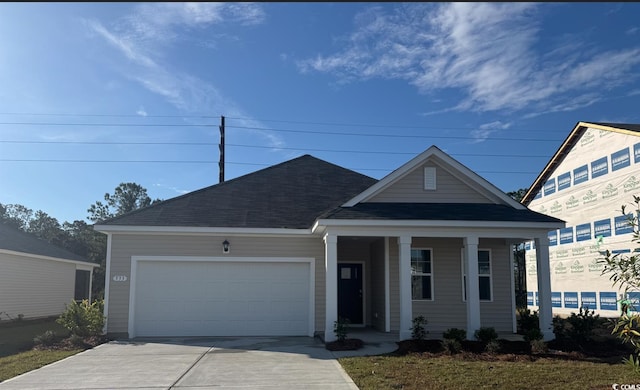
[0,223,90,263]
[321,203,564,223]
[99,155,378,229]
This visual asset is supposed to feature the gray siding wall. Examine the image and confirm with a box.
[368,162,492,203]
[0,252,75,319]
[387,237,513,333]
[107,234,325,335]
[370,238,386,331]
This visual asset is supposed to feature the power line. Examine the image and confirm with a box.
[0,139,552,158]
[0,120,563,141]
[0,113,566,134]
[0,159,540,174]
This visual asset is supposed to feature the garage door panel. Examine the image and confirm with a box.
[133,260,310,337]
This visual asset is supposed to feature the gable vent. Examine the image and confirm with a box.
[424,167,436,190]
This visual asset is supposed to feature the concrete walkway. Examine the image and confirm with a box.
[0,337,370,390]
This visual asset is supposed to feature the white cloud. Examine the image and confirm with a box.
[297,3,640,115]
[470,121,512,143]
[84,3,283,150]
[136,107,147,116]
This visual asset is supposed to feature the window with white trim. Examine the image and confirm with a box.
[411,248,433,300]
[462,249,492,301]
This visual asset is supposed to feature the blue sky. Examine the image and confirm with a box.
[1,2,640,224]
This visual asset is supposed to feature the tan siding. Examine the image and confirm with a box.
[479,239,513,332]
[400,238,513,333]
[370,239,386,331]
[107,234,325,335]
[0,252,75,319]
[368,162,493,203]
[411,238,467,332]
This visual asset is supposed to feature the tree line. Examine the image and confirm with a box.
[0,183,160,299]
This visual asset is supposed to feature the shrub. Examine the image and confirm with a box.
[56,299,105,337]
[442,328,466,343]
[474,327,498,343]
[67,334,86,348]
[411,316,428,341]
[523,327,543,342]
[33,330,57,346]
[553,306,601,347]
[530,339,548,354]
[333,316,350,342]
[485,340,501,354]
[442,338,462,354]
[517,308,539,335]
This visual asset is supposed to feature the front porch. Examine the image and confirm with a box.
[321,230,555,343]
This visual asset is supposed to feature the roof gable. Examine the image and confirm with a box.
[97,155,377,229]
[343,145,525,209]
[522,121,640,205]
[0,223,91,263]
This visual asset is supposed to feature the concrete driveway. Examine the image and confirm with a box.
[0,337,359,389]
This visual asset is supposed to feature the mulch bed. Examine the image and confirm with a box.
[33,335,109,352]
[326,338,365,351]
[394,337,634,363]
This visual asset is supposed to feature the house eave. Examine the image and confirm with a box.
[0,249,97,268]
[93,224,313,237]
[313,218,565,232]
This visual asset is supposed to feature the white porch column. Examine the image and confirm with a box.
[464,236,481,340]
[324,233,338,343]
[534,236,554,341]
[398,235,413,340]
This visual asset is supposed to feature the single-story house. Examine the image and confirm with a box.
[0,223,98,320]
[95,146,564,341]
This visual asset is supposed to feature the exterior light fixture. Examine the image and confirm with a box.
[222,239,230,254]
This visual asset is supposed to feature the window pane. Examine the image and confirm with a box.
[478,251,490,274]
[411,275,432,300]
[479,276,491,300]
[411,249,431,274]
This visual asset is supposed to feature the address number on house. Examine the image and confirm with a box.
[112,275,128,282]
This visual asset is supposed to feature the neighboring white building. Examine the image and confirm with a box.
[522,122,640,317]
[0,223,98,320]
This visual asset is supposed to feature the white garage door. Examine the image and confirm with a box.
[132,260,311,337]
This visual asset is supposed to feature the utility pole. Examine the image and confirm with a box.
[219,115,225,183]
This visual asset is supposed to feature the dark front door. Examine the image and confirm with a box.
[338,263,363,325]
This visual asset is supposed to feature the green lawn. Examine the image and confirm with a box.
[0,349,81,382]
[0,317,70,357]
[340,354,640,390]
[0,317,81,383]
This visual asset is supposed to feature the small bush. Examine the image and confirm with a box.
[56,299,105,337]
[443,328,466,343]
[530,339,548,354]
[411,316,428,341]
[474,327,498,343]
[333,316,350,342]
[553,306,601,347]
[523,327,543,342]
[517,308,539,335]
[442,338,462,354]
[67,334,86,348]
[485,340,501,354]
[33,330,57,346]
